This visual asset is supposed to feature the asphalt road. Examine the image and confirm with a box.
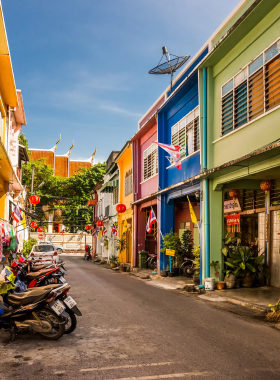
[1,256,280,380]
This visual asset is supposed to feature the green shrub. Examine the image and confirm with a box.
[23,238,38,258]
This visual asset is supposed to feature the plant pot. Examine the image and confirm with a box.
[160,270,168,277]
[242,274,255,288]
[224,273,236,289]
[173,267,179,276]
[216,281,226,290]
[235,278,242,288]
[111,263,117,268]
[193,275,200,286]
[168,271,175,277]
[119,266,127,272]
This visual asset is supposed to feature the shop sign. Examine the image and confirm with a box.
[226,214,240,225]
[166,249,175,256]
[224,200,241,213]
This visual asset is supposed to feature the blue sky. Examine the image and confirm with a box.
[2,0,240,163]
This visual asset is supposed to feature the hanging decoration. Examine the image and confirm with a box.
[31,222,38,229]
[37,227,43,233]
[229,189,240,200]
[96,220,104,227]
[116,204,126,213]
[260,180,273,194]
[85,225,91,231]
[38,233,44,240]
[29,195,40,205]
[226,214,240,233]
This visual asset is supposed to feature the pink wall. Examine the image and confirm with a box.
[139,96,164,129]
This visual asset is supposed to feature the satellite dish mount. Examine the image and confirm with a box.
[149,47,190,93]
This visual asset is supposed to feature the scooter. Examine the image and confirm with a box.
[147,254,157,270]
[83,245,92,261]
[181,257,195,277]
[0,282,66,340]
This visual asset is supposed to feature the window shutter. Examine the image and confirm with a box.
[265,56,280,111]
[194,117,200,152]
[234,81,248,129]
[249,68,264,121]
[222,91,234,135]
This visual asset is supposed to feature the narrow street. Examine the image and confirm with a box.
[0,257,279,380]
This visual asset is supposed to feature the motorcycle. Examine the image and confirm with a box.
[181,257,195,277]
[83,245,92,261]
[0,281,66,340]
[147,254,157,270]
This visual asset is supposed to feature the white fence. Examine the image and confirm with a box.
[30,232,93,251]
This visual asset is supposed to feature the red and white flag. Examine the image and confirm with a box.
[112,222,118,236]
[154,142,182,170]
[146,207,157,234]
[12,201,23,223]
[102,226,107,236]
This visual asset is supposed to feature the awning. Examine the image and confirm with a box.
[100,180,119,193]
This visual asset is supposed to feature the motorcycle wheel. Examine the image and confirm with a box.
[34,308,65,340]
[184,264,195,277]
[63,308,77,334]
[149,260,156,270]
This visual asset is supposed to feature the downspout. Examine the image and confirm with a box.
[203,68,210,278]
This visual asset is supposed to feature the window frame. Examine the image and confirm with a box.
[125,170,133,196]
[221,36,280,137]
[143,143,158,182]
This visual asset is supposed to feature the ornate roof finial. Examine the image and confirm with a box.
[68,139,74,156]
[54,134,61,152]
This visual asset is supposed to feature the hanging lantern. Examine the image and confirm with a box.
[37,227,43,233]
[29,194,40,205]
[229,189,240,200]
[85,225,91,231]
[96,220,104,227]
[31,222,38,229]
[116,204,126,213]
[38,233,44,240]
[260,180,273,194]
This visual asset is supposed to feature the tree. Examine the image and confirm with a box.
[18,133,30,157]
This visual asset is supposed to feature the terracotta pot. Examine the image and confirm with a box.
[242,274,255,288]
[111,263,117,268]
[217,281,226,290]
[119,266,127,272]
[224,273,236,289]
[193,275,200,286]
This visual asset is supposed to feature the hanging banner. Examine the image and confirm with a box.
[224,199,241,213]
[226,214,240,225]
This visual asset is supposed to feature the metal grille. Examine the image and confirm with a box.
[234,81,247,128]
[113,187,119,205]
[143,144,158,181]
[125,173,133,196]
[248,68,264,121]
[105,205,110,217]
[265,56,280,111]
[193,117,200,152]
[243,190,265,210]
[221,91,233,135]
[271,180,280,205]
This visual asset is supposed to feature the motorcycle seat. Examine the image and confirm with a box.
[25,269,55,282]
[25,284,61,292]
[7,288,52,307]
[148,254,157,257]
[31,265,47,272]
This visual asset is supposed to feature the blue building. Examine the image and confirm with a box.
[156,46,208,272]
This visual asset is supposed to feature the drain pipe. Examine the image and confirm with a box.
[203,68,210,278]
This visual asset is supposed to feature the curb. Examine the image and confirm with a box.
[225,296,269,313]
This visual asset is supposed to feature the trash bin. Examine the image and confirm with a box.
[139,251,149,269]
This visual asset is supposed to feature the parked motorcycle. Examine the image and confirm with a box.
[83,245,92,261]
[181,257,195,277]
[0,281,65,340]
[147,254,157,270]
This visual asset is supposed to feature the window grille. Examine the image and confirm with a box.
[171,106,200,159]
[113,187,119,205]
[125,170,133,196]
[105,205,110,217]
[221,37,280,136]
[143,144,158,181]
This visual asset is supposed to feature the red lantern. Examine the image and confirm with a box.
[38,233,44,240]
[85,225,91,231]
[229,189,240,200]
[116,204,126,213]
[31,222,38,229]
[96,220,104,227]
[29,194,40,205]
[260,180,273,194]
[37,227,43,233]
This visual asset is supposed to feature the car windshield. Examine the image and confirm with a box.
[33,245,54,252]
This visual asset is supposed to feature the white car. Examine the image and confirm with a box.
[29,244,59,265]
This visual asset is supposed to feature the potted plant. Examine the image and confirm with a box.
[192,245,200,286]
[109,254,118,268]
[210,260,225,289]
[160,230,182,276]
[115,238,126,270]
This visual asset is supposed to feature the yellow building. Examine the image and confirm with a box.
[116,142,133,265]
[0,5,22,220]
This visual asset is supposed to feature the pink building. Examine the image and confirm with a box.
[131,95,165,267]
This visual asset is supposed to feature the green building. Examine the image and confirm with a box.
[198,0,280,286]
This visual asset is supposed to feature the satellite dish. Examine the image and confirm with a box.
[149,47,190,93]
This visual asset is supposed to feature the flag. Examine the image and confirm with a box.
[98,226,102,239]
[92,228,98,238]
[146,207,157,233]
[102,226,107,236]
[154,142,182,170]
[12,201,23,223]
[187,196,198,225]
[122,219,128,234]
[112,222,118,236]
[21,213,26,229]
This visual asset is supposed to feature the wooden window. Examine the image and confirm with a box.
[143,144,158,181]
[249,68,264,121]
[265,56,280,111]
[125,170,133,196]
[113,187,119,205]
[234,81,248,128]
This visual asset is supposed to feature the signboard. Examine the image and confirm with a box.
[166,249,175,256]
[224,199,241,213]
[226,214,240,225]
